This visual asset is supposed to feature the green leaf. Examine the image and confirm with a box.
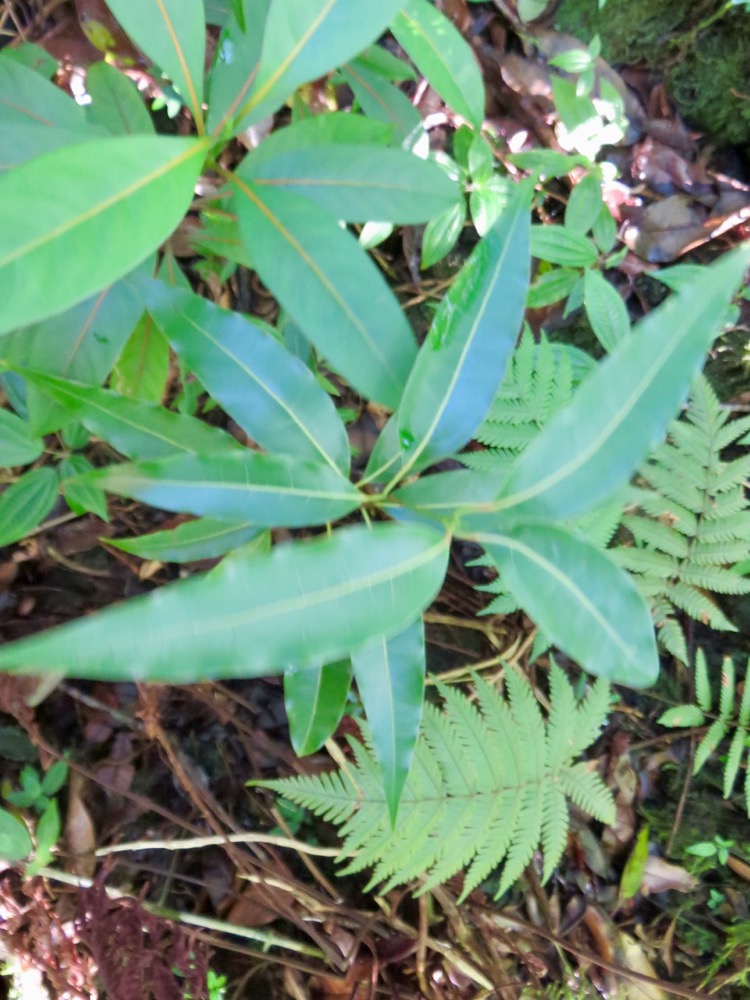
[421,199,465,269]
[0,125,106,172]
[583,269,629,352]
[472,523,659,686]
[238,144,458,223]
[0,467,58,548]
[518,0,549,21]
[2,272,149,435]
[144,281,350,473]
[495,246,750,523]
[566,173,603,235]
[385,181,531,479]
[245,112,394,169]
[0,136,207,336]
[0,522,450,682]
[60,455,109,520]
[619,823,649,900]
[110,311,170,403]
[470,175,512,237]
[41,760,68,796]
[206,0,271,135]
[0,54,90,128]
[352,619,426,822]
[658,705,706,728]
[85,61,155,135]
[85,450,362,526]
[391,0,485,128]
[527,267,580,308]
[530,225,598,268]
[354,44,417,82]
[233,182,416,409]
[284,659,352,755]
[0,409,43,466]
[104,0,205,129]
[393,467,509,519]
[0,807,32,862]
[14,370,240,461]
[2,43,58,79]
[341,61,424,144]
[107,517,262,562]
[239,0,407,125]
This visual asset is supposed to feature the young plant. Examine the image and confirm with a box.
[659,650,750,813]
[0,759,68,875]
[0,0,747,821]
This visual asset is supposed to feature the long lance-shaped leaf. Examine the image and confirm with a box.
[340,62,423,144]
[0,523,450,683]
[470,523,658,687]
[0,135,208,336]
[84,450,362,526]
[352,619,426,823]
[206,0,271,135]
[238,145,458,223]
[284,659,352,755]
[494,246,750,523]
[107,517,262,563]
[14,369,241,460]
[238,0,407,126]
[143,280,350,474]
[391,0,485,128]
[233,180,417,409]
[105,0,205,131]
[373,182,531,483]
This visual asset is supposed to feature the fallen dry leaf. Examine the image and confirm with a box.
[640,856,697,895]
[65,771,96,878]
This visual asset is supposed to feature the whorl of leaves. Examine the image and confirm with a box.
[258,665,614,900]
[659,650,750,815]
[612,375,750,663]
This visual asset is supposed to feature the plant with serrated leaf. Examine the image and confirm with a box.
[659,650,750,814]
[257,664,615,899]
[612,374,750,664]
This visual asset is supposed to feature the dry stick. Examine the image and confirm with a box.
[95,833,339,859]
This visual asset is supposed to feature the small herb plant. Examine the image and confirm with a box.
[0,759,68,875]
[660,651,750,813]
[0,0,747,825]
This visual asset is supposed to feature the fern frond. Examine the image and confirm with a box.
[614,374,750,661]
[260,668,614,900]
[659,653,750,816]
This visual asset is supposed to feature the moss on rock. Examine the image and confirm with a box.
[554,0,750,148]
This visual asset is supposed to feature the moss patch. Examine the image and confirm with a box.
[554,0,750,149]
